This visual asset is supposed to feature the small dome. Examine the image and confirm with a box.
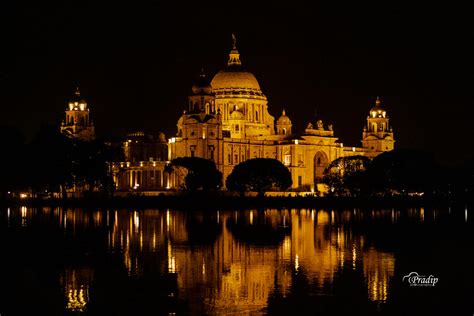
[370,96,385,112]
[230,109,244,120]
[369,97,387,118]
[192,70,213,95]
[68,86,88,110]
[277,110,291,125]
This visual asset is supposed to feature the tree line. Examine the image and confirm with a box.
[0,125,118,199]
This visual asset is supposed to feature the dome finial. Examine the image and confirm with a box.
[228,34,241,66]
[200,68,205,78]
[232,33,237,50]
[282,109,286,116]
[74,86,81,97]
[375,96,381,106]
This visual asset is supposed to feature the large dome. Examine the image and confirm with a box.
[210,45,265,98]
[211,68,261,91]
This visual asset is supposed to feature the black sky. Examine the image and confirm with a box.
[1,1,473,165]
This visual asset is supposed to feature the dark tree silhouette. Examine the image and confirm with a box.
[23,124,116,198]
[26,124,75,197]
[168,157,222,191]
[366,149,439,195]
[0,126,27,196]
[323,155,371,196]
[226,158,292,196]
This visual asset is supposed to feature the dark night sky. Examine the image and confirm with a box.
[1,1,473,165]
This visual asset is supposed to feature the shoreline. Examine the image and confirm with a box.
[1,195,471,210]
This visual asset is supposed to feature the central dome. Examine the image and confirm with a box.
[210,43,264,97]
[211,68,261,91]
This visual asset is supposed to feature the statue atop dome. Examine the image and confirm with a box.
[232,33,237,50]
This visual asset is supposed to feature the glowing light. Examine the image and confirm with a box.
[20,193,28,199]
[250,210,253,225]
[294,139,299,145]
[168,243,176,273]
[168,137,176,143]
[352,147,355,152]
[352,245,357,270]
[133,211,140,233]
[295,254,299,272]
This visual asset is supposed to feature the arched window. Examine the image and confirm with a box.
[282,128,287,135]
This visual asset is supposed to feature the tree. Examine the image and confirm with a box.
[0,126,27,197]
[365,149,439,195]
[168,157,222,192]
[323,156,371,196]
[226,158,292,196]
[70,140,117,197]
[25,125,117,198]
[26,124,75,197]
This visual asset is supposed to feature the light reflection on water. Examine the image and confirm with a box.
[2,206,471,315]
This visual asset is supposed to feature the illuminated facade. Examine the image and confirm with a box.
[168,38,395,190]
[113,131,171,191]
[60,87,95,141]
[111,37,395,192]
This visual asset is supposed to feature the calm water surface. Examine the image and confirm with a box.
[0,207,472,315]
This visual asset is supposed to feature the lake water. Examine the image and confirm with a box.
[0,206,472,315]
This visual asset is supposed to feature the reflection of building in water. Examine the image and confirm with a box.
[60,267,94,312]
[102,209,397,313]
[363,248,395,302]
[107,210,189,277]
[7,207,401,313]
[170,210,396,313]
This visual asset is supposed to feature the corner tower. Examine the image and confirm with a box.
[60,87,95,141]
[362,96,395,157]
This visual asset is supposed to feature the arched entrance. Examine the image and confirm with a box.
[314,151,329,183]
